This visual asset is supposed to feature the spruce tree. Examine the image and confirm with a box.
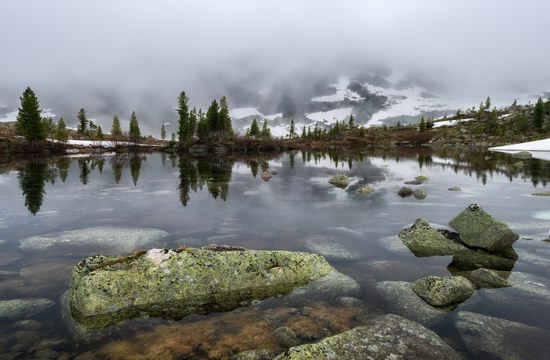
[206,100,219,137]
[419,116,426,132]
[485,97,491,110]
[111,115,122,144]
[189,108,198,139]
[534,97,544,130]
[128,111,141,144]
[161,123,166,140]
[349,114,355,128]
[15,87,45,148]
[77,108,88,135]
[177,91,190,142]
[97,125,104,141]
[260,119,271,139]
[42,117,56,144]
[301,126,306,139]
[248,118,260,137]
[218,96,233,138]
[56,118,69,143]
[289,119,296,138]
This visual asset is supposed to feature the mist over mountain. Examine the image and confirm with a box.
[1,0,549,136]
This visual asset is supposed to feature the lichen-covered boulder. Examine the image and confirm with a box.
[397,186,414,197]
[399,219,465,257]
[356,185,375,195]
[449,204,519,252]
[274,314,460,360]
[455,311,550,360]
[328,175,350,188]
[453,268,509,289]
[69,246,337,329]
[413,189,427,200]
[411,276,475,307]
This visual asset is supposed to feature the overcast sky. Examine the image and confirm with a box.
[1,0,549,134]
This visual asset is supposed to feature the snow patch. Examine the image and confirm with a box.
[306,108,353,124]
[265,113,283,120]
[489,139,550,152]
[229,107,262,119]
[432,118,475,128]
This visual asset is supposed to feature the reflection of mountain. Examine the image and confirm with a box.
[178,157,233,206]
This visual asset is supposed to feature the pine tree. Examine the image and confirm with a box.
[77,108,88,135]
[97,125,104,141]
[111,115,122,144]
[289,119,296,138]
[218,96,233,139]
[128,111,141,144]
[301,126,306,139]
[189,108,198,139]
[56,118,69,143]
[260,119,271,139]
[534,97,544,130]
[205,100,219,137]
[248,118,260,137]
[485,97,491,110]
[177,91,190,142]
[161,123,166,140]
[15,87,45,148]
[418,116,426,132]
[349,114,355,128]
[42,117,56,144]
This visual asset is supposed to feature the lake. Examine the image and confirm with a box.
[1,148,550,359]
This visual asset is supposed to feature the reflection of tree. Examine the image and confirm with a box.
[178,156,233,206]
[129,154,144,186]
[161,153,167,167]
[249,161,258,178]
[78,159,90,185]
[56,158,70,182]
[110,154,127,184]
[18,161,54,215]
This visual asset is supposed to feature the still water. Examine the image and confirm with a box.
[1,149,549,359]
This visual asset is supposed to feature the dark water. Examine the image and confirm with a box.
[1,149,550,359]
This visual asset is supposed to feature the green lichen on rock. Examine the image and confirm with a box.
[453,268,509,289]
[398,186,414,197]
[449,204,519,252]
[532,192,550,197]
[328,175,350,188]
[411,276,475,307]
[274,314,460,360]
[69,247,336,329]
[413,189,428,200]
[415,175,429,182]
[356,185,375,195]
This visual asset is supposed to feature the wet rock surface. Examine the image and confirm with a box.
[397,186,414,197]
[449,204,519,252]
[274,314,460,360]
[453,268,509,289]
[302,235,362,261]
[456,311,550,359]
[0,298,55,319]
[328,175,350,188]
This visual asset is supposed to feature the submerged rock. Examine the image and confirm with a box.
[232,349,277,360]
[512,151,533,159]
[356,185,375,195]
[397,186,414,197]
[0,298,55,319]
[328,175,350,188]
[404,179,423,185]
[448,186,462,191]
[453,268,509,289]
[449,204,519,252]
[415,175,429,182]
[375,281,446,328]
[274,314,460,360]
[69,247,342,329]
[411,276,475,307]
[413,189,428,200]
[302,235,362,261]
[261,171,273,181]
[19,226,169,253]
[455,311,550,359]
[532,192,550,196]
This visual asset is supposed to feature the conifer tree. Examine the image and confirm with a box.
[189,108,198,139]
[77,108,88,135]
[15,87,45,148]
[206,100,219,136]
[418,116,426,132]
[161,123,166,140]
[289,119,296,138]
[42,117,56,144]
[349,114,355,128]
[485,97,491,110]
[248,118,260,137]
[260,119,271,139]
[97,125,104,141]
[128,111,141,144]
[534,97,545,130]
[218,96,233,138]
[56,118,69,143]
[197,109,210,140]
[177,91,190,142]
[111,115,122,144]
[301,126,306,139]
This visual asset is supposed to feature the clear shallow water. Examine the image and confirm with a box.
[1,149,550,359]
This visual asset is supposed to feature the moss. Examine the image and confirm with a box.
[415,175,429,181]
[328,175,350,188]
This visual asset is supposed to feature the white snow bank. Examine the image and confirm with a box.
[265,113,283,120]
[64,139,161,147]
[489,138,550,152]
[229,107,262,119]
[311,76,363,103]
[432,118,475,128]
[305,108,353,124]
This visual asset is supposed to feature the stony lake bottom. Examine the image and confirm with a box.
[1,148,550,359]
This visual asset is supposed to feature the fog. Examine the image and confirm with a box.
[1,0,549,135]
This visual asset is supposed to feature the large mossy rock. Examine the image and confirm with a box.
[455,311,550,359]
[411,276,475,307]
[328,175,350,188]
[69,246,338,329]
[274,314,460,360]
[399,219,517,271]
[449,204,519,252]
[453,268,509,289]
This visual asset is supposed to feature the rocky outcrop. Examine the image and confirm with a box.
[328,175,350,188]
[411,276,475,307]
[455,311,550,359]
[449,204,519,252]
[0,298,55,319]
[274,314,460,360]
[69,246,347,329]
